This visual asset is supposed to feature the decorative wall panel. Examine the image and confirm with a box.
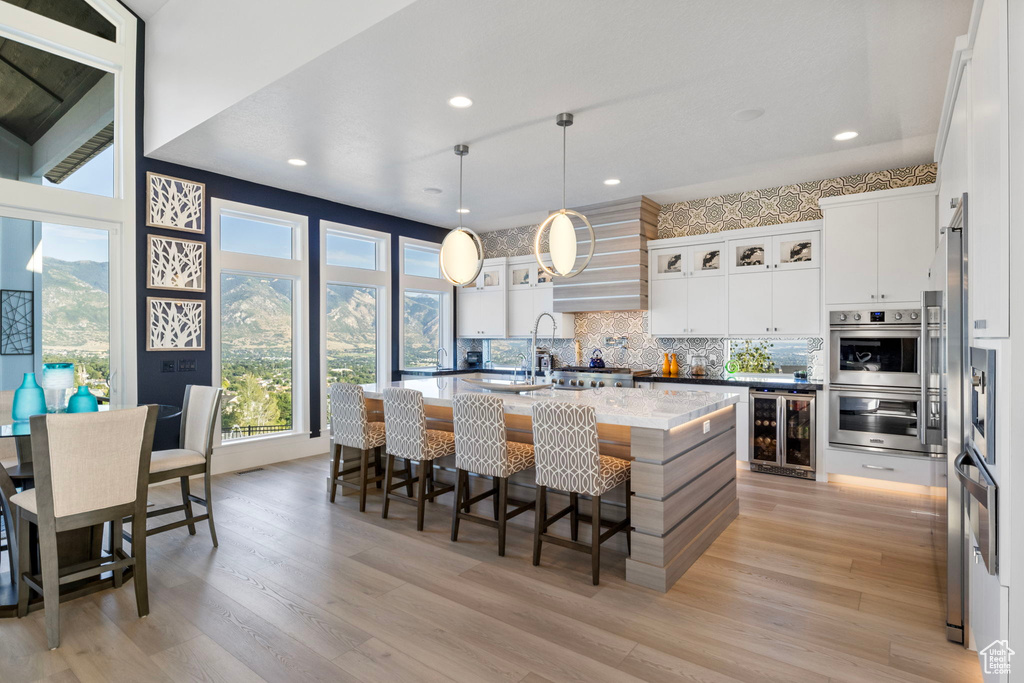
[657,164,936,238]
[146,171,205,233]
[147,235,206,292]
[0,290,33,355]
[147,297,205,351]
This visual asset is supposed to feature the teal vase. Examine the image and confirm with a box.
[66,385,99,413]
[12,372,47,421]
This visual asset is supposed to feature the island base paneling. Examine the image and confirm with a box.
[344,398,739,591]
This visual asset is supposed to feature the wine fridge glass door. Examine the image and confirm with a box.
[781,396,815,470]
[750,395,781,464]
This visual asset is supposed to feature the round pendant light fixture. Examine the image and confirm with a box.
[440,144,485,286]
[534,112,594,278]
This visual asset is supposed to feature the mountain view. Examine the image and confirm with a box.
[41,258,441,435]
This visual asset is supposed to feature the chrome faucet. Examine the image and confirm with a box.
[435,347,447,372]
[530,312,557,384]
[515,352,529,384]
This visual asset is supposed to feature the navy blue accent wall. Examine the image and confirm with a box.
[133,21,448,449]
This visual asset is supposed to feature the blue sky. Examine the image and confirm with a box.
[41,147,113,263]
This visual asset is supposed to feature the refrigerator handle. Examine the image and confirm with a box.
[776,397,785,466]
[919,291,940,446]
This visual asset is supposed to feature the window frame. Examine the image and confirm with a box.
[398,236,452,371]
[320,221,390,429]
[0,0,137,404]
[211,198,309,448]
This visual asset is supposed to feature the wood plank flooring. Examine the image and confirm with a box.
[0,456,981,682]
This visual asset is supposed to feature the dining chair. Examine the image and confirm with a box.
[128,385,222,547]
[530,400,631,585]
[1,390,17,581]
[12,405,157,650]
[328,383,385,511]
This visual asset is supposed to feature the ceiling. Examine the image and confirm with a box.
[121,0,170,20]
[145,0,972,231]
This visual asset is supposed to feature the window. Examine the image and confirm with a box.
[403,243,441,279]
[221,214,294,259]
[327,232,377,270]
[398,237,451,370]
[0,0,137,404]
[726,338,810,374]
[321,223,389,427]
[40,223,111,396]
[484,339,531,369]
[213,200,308,444]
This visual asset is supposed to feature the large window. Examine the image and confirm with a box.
[213,201,308,444]
[321,222,389,427]
[398,237,451,370]
[484,339,531,369]
[0,0,137,404]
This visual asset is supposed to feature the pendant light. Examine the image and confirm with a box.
[440,144,484,286]
[534,112,595,278]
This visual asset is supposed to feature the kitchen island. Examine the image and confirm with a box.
[359,378,740,591]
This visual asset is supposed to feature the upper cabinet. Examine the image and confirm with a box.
[649,224,820,337]
[457,257,507,339]
[820,187,936,307]
[504,256,574,338]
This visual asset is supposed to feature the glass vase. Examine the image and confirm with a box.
[12,372,47,421]
[66,385,99,413]
[41,362,76,412]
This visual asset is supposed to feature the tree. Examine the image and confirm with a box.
[224,373,280,429]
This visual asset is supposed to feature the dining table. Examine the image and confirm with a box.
[0,404,181,617]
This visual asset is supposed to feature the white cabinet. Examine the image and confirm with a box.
[938,62,971,231]
[771,269,820,335]
[457,257,507,338]
[651,225,821,338]
[821,188,936,306]
[968,0,1010,339]
[728,271,773,336]
[504,257,574,338]
[649,241,726,336]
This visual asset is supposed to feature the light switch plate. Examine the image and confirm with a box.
[703,420,711,434]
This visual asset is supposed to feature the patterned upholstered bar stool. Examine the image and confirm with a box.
[531,400,631,585]
[328,383,386,511]
[450,393,535,556]
[381,387,455,530]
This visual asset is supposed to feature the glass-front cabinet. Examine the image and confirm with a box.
[749,390,816,473]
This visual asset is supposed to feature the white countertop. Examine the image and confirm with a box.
[361,378,740,430]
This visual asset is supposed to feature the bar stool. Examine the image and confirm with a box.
[450,393,536,556]
[13,406,158,650]
[381,387,456,530]
[328,383,386,511]
[530,400,631,585]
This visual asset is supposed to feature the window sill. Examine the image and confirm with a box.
[218,429,304,450]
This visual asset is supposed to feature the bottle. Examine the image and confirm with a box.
[662,353,671,375]
[670,353,679,375]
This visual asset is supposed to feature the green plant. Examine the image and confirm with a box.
[729,340,776,373]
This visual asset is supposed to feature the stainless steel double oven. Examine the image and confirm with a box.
[828,304,944,456]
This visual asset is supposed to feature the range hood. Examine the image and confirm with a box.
[552,195,660,312]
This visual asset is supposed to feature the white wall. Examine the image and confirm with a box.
[143,0,416,154]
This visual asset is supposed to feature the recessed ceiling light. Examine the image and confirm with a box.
[732,108,765,122]
[603,178,621,186]
[287,158,307,166]
[423,187,442,194]
[833,131,859,141]
[448,96,473,108]
[456,208,470,214]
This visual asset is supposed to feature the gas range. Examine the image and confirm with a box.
[550,366,652,390]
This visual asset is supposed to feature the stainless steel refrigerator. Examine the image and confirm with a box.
[925,194,967,644]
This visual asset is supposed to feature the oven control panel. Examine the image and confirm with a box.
[830,309,920,326]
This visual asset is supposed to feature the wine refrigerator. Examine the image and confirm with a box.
[749,388,817,479]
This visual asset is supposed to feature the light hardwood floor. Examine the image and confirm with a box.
[0,457,981,682]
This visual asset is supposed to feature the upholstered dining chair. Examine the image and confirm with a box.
[328,383,385,511]
[381,387,456,530]
[0,390,17,580]
[128,385,222,546]
[450,393,535,555]
[530,400,631,585]
[12,405,157,650]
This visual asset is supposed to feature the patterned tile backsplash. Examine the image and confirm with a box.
[465,163,935,374]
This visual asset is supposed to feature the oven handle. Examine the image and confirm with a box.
[954,449,993,504]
